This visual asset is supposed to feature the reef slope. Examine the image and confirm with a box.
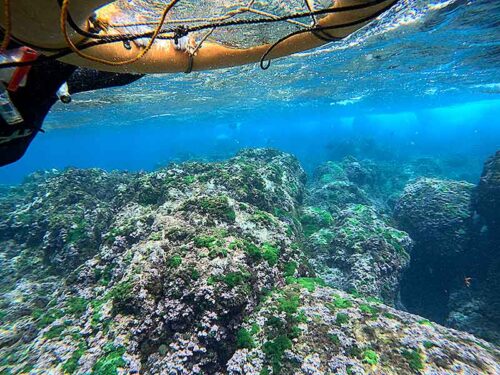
[0,149,498,375]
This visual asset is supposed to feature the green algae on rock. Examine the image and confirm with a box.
[302,159,413,305]
[302,203,411,306]
[0,149,498,375]
[0,149,306,374]
[395,178,475,325]
[395,178,474,259]
[227,286,499,375]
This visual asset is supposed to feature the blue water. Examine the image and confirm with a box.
[0,0,499,183]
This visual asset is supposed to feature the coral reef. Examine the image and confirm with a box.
[0,149,498,375]
[228,285,499,375]
[303,159,412,306]
[445,151,500,344]
[474,150,500,235]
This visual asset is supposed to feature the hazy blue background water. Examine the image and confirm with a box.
[0,0,499,184]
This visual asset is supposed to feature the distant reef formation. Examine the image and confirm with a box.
[301,158,412,307]
[446,151,500,344]
[393,152,500,345]
[394,178,475,324]
[0,149,498,374]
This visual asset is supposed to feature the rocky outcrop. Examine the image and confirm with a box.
[302,160,412,306]
[228,284,499,375]
[394,178,474,260]
[447,278,500,345]
[0,169,137,273]
[308,159,371,215]
[0,149,307,374]
[474,150,500,235]
[393,168,500,345]
[394,178,474,324]
[305,204,411,306]
[0,150,498,375]
[445,151,500,344]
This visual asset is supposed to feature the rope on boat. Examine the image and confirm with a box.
[0,0,395,71]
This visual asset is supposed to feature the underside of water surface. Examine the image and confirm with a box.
[0,0,499,374]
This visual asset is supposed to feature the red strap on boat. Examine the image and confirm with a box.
[7,47,39,92]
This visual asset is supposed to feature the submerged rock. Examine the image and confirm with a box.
[307,181,370,215]
[0,149,307,374]
[394,178,474,259]
[394,178,474,324]
[0,168,135,273]
[308,159,371,214]
[394,169,500,345]
[445,151,500,344]
[0,149,497,374]
[304,159,412,306]
[474,150,500,235]
[447,277,500,345]
[306,204,411,306]
[228,284,499,375]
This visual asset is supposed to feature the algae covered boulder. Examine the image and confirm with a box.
[0,168,135,273]
[445,151,500,344]
[473,150,500,234]
[0,149,308,375]
[298,206,334,237]
[307,181,370,215]
[304,159,412,306]
[311,161,349,184]
[227,284,500,375]
[308,159,371,214]
[309,157,412,213]
[394,178,474,324]
[394,178,474,259]
[306,204,411,305]
[312,158,375,188]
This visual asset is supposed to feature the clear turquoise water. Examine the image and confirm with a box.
[0,0,499,183]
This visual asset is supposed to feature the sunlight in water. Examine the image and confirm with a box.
[0,4,499,370]
[111,0,336,47]
[60,0,499,125]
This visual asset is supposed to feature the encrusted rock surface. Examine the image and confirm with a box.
[474,150,500,235]
[393,178,475,324]
[445,151,500,344]
[394,178,474,259]
[447,279,500,345]
[0,149,498,375]
[302,160,412,306]
[305,204,411,306]
[307,159,371,215]
[228,285,499,375]
[0,149,307,374]
[0,169,140,273]
[393,168,500,344]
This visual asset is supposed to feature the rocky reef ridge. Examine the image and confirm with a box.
[0,149,498,374]
[300,158,412,307]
